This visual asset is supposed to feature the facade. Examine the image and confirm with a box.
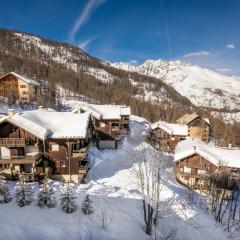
[0,72,40,103]
[176,113,211,143]
[174,139,240,190]
[150,121,188,152]
[77,104,131,149]
[0,108,93,183]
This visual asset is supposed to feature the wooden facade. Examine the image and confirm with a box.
[0,119,93,182]
[0,73,40,103]
[80,107,130,149]
[187,117,210,143]
[150,128,186,152]
[175,153,240,190]
[176,114,211,143]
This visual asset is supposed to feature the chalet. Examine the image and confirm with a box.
[150,121,188,152]
[176,113,211,143]
[77,104,131,149]
[0,108,93,183]
[174,139,240,190]
[0,72,41,103]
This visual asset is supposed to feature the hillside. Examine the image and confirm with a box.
[0,114,230,240]
[0,28,192,123]
[111,60,240,110]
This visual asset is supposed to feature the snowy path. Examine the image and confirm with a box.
[0,115,230,240]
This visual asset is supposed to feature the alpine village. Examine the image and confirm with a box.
[0,14,240,240]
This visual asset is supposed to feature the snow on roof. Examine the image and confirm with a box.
[176,113,210,125]
[1,109,91,140]
[78,103,131,120]
[151,121,188,136]
[0,72,40,86]
[175,139,240,169]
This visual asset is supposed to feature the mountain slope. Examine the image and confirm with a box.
[111,60,240,110]
[0,28,192,122]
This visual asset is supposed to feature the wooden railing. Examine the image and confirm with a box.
[0,153,41,164]
[72,142,92,159]
[79,160,89,175]
[0,138,26,147]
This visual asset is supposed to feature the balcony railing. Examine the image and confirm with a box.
[79,160,89,175]
[72,142,92,159]
[0,153,41,164]
[0,138,26,147]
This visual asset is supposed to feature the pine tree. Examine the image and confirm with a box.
[60,184,77,213]
[37,178,56,209]
[15,176,33,207]
[0,178,12,204]
[81,194,94,215]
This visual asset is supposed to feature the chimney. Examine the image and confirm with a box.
[8,109,14,117]
[38,105,44,110]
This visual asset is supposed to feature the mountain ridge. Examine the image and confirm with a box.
[111,60,240,110]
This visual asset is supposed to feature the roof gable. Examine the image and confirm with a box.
[0,110,91,140]
[175,139,240,169]
[0,72,40,86]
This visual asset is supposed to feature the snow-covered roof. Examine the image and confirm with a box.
[0,109,91,140]
[0,72,40,86]
[78,104,131,120]
[176,113,210,126]
[151,121,188,136]
[175,139,240,169]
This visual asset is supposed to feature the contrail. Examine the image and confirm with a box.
[161,0,172,60]
[69,0,106,43]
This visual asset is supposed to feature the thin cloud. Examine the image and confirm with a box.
[183,50,210,58]
[216,68,232,73]
[225,44,235,49]
[78,36,98,50]
[127,60,139,66]
[69,0,106,42]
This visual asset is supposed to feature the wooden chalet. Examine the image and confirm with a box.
[174,139,240,191]
[0,108,93,183]
[176,113,211,143]
[0,72,41,103]
[150,121,188,152]
[77,104,131,149]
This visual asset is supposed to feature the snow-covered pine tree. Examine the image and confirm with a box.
[37,178,56,208]
[15,176,33,207]
[81,194,94,215]
[0,178,12,204]
[60,184,77,213]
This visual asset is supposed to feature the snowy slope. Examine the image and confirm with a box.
[111,60,240,110]
[0,111,230,240]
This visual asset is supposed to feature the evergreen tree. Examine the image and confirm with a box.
[0,178,12,204]
[37,178,56,209]
[15,176,33,207]
[81,194,94,215]
[60,184,77,213]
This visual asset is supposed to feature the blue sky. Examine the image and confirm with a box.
[0,0,240,75]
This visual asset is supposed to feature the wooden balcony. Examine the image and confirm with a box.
[0,153,41,164]
[0,138,26,147]
[72,142,92,159]
[79,160,89,175]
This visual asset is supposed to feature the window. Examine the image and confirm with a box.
[183,166,191,173]
[100,122,105,127]
[50,144,59,151]
[61,161,66,168]
[20,85,27,88]
[72,143,81,151]
[22,91,28,95]
[198,169,206,175]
